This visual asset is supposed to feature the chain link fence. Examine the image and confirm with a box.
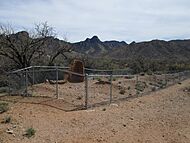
[84,70,190,108]
[7,66,190,110]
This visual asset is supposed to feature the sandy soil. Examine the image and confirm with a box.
[0,79,190,143]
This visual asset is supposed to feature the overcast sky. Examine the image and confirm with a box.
[0,0,190,43]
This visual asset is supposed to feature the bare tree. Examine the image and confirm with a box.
[0,22,71,69]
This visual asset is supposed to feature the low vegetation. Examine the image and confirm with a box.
[25,127,36,138]
[2,116,11,123]
[119,89,126,95]
[0,102,9,113]
[135,81,147,92]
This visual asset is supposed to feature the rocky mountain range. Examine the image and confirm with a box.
[72,36,127,57]
[1,31,190,63]
[72,36,190,61]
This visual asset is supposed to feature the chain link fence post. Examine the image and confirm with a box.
[25,70,28,96]
[136,75,138,84]
[56,66,59,99]
[8,73,11,96]
[110,73,113,104]
[32,66,35,86]
[85,74,89,109]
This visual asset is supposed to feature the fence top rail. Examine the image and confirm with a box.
[85,68,130,72]
[87,74,132,77]
[10,66,32,74]
[10,66,69,74]
[9,66,190,76]
[59,69,85,77]
[32,66,69,69]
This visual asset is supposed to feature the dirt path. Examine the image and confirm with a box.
[0,79,190,143]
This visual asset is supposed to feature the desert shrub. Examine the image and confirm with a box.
[127,86,131,90]
[25,127,36,138]
[0,87,8,93]
[149,82,153,85]
[136,91,140,95]
[147,70,153,75]
[140,72,145,76]
[119,89,125,95]
[0,102,9,114]
[157,80,167,88]
[112,77,116,81]
[151,87,156,91]
[2,116,11,123]
[108,77,116,82]
[135,82,146,92]
[125,75,134,79]
[97,78,102,82]
[76,96,82,100]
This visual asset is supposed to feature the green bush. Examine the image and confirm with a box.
[112,78,117,81]
[135,82,146,92]
[127,86,131,90]
[140,72,145,76]
[125,75,134,79]
[147,70,153,75]
[2,116,11,123]
[0,87,8,93]
[136,91,140,95]
[119,89,125,95]
[97,78,102,82]
[151,87,156,91]
[0,102,9,114]
[25,127,36,138]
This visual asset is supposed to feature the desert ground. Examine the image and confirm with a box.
[0,78,190,143]
[27,74,181,109]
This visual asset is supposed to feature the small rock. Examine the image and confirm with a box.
[110,104,118,107]
[129,117,134,120]
[13,125,17,128]
[76,96,82,100]
[19,114,23,118]
[85,109,95,112]
[6,129,14,134]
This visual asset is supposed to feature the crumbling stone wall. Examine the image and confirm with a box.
[67,60,84,83]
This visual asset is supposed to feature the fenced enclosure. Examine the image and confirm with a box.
[7,66,190,110]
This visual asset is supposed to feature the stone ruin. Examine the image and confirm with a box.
[66,59,85,83]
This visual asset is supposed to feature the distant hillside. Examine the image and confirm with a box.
[108,40,190,61]
[1,31,190,67]
[72,36,190,61]
[1,31,190,72]
[72,36,127,56]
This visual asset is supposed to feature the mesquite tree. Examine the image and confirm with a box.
[0,22,71,69]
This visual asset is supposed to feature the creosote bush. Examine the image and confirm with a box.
[127,86,131,90]
[0,102,9,114]
[151,87,156,91]
[119,89,126,95]
[2,116,11,123]
[25,127,36,138]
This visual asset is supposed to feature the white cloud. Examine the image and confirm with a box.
[0,0,190,42]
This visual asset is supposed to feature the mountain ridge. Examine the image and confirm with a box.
[72,36,190,61]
